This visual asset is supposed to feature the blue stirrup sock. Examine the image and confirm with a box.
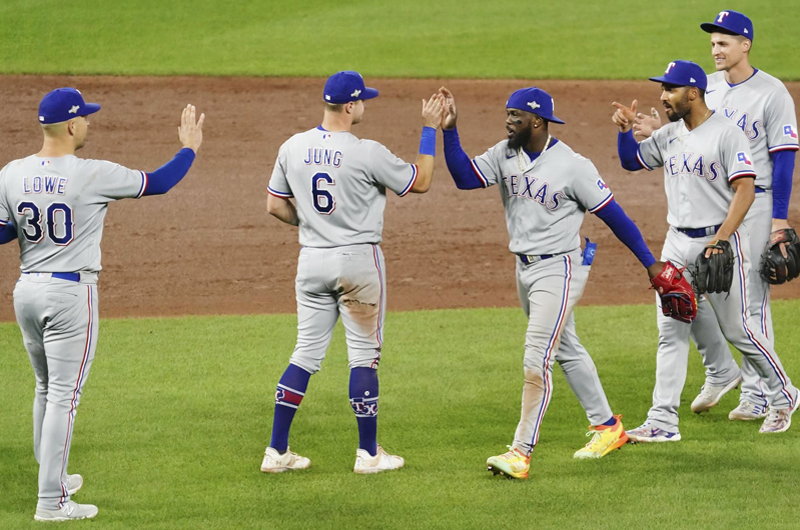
[269,363,311,453]
[350,367,379,456]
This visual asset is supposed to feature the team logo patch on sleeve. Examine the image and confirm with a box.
[784,125,798,139]
[736,152,752,165]
[596,179,609,191]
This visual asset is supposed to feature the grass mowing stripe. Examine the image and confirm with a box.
[1,302,799,528]
[0,1,798,79]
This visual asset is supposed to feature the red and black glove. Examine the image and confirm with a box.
[650,261,697,324]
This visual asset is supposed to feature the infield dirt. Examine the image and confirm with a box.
[1,76,799,321]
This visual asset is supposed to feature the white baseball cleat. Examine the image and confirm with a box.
[625,422,681,443]
[260,446,310,473]
[34,501,98,522]
[759,398,800,434]
[690,375,742,413]
[66,474,83,496]
[353,445,404,474]
[728,401,768,421]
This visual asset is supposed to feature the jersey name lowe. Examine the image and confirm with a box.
[0,155,147,273]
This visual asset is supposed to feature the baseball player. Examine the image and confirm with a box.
[0,88,204,521]
[437,86,683,479]
[613,60,799,441]
[633,11,799,422]
[261,71,443,474]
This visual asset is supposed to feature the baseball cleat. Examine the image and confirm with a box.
[66,474,83,496]
[260,446,310,473]
[573,414,629,459]
[486,446,530,479]
[34,501,98,522]
[354,445,404,474]
[758,398,800,434]
[690,375,742,413]
[728,401,768,421]
[625,422,681,443]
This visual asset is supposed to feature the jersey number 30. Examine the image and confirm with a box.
[17,201,74,245]
[312,172,336,214]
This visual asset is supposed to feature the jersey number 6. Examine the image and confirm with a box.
[17,201,74,245]
[312,172,336,215]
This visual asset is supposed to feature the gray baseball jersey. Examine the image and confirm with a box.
[706,70,799,189]
[268,127,418,248]
[471,139,613,255]
[1,152,148,512]
[0,155,147,273]
[696,70,799,408]
[637,113,757,228]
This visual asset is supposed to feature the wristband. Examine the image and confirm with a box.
[419,126,436,156]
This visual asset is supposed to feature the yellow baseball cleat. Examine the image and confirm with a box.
[573,414,629,459]
[487,446,530,479]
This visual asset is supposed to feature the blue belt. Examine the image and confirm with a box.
[755,186,766,194]
[676,225,722,238]
[517,254,554,265]
[24,272,81,282]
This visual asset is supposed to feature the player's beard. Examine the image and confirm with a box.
[507,124,532,150]
[665,92,691,123]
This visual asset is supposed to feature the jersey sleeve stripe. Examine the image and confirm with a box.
[588,193,614,213]
[399,164,418,197]
[768,144,800,153]
[267,186,293,198]
[0,219,8,226]
[635,149,653,171]
[470,159,489,187]
[728,170,757,182]
[136,171,148,198]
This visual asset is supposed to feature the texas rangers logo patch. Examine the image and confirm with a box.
[596,178,608,191]
[736,152,752,165]
[784,125,798,139]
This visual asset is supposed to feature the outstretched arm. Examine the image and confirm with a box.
[439,87,487,190]
[593,198,657,271]
[408,94,444,193]
[142,105,205,196]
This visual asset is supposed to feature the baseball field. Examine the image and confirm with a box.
[1,1,800,528]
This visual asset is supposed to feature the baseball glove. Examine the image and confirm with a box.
[761,228,800,285]
[650,261,697,324]
[693,240,734,294]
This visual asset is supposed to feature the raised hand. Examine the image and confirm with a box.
[439,87,457,130]
[633,107,662,138]
[422,93,444,129]
[178,104,205,153]
[611,100,637,133]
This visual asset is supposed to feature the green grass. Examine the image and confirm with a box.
[1,0,798,79]
[2,302,800,528]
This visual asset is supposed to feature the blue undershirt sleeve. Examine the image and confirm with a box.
[0,222,17,245]
[771,150,796,220]
[617,130,644,171]
[594,199,656,268]
[142,148,196,196]
[442,127,485,190]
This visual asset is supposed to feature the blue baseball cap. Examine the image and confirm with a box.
[323,71,379,104]
[38,87,101,124]
[506,87,565,124]
[649,60,708,91]
[701,10,754,41]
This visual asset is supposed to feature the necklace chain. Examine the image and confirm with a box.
[517,134,553,171]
